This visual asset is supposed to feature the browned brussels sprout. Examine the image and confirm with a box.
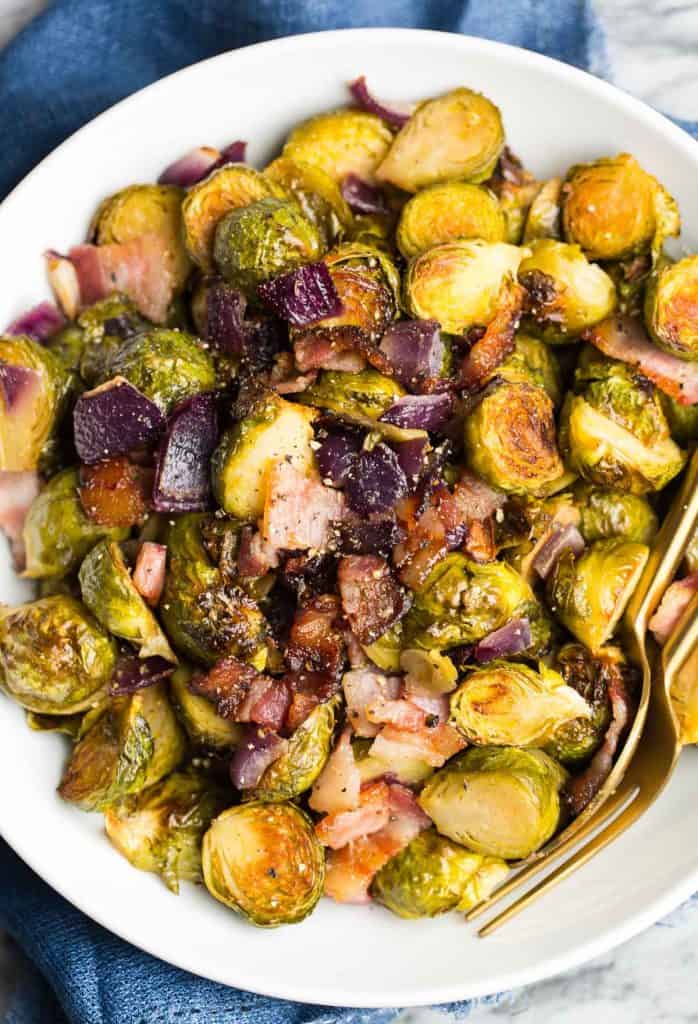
[264,156,353,247]
[543,643,616,767]
[282,109,393,184]
[492,333,562,406]
[249,696,340,801]
[105,328,215,414]
[170,664,242,752]
[77,294,149,386]
[396,182,506,259]
[644,255,698,361]
[523,177,563,242]
[573,484,658,545]
[660,392,698,444]
[0,334,70,471]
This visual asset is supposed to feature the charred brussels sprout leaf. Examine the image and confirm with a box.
[104,769,229,892]
[58,682,186,811]
[547,539,649,650]
[0,595,116,714]
[573,484,658,544]
[77,294,149,386]
[0,334,70,471]
[202,801,325,926]
[282,110,393,185]
[375,88,504,192]
[106,329,215,414]
[362,620,405,672]
[396,183,506,259]
[264,157,353,247]
[419,746,566,860]
[660,392,698,444]
[371,829,508,918]
[250,696,340,802]
[523,177,563,243]
[542,643,616,767]
[299,369,404,423]
[644,254,698,361]
[22,468,129,579]
[79,540,176,662]
[170,664,242,751]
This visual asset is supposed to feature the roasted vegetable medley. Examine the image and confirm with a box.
[2,75,697,929]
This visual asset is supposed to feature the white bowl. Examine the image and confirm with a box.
[1,26,697,1009]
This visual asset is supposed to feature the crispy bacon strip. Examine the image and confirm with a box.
[190,656,290,731]
[369,722,466,769]
[342,668,402,738]
[286,593,346,678]
[316,780,393,849]
[459,279,524,391]
[293,327,367,373]
[68,235,175,323]
[309,727,361,815]
[0,470,40,570]
[649,573,698,645]
[132,542,167,606]
[338,554,411,645]
[237,526,280,577]
[263,462,345,553]
[284,670,341,732]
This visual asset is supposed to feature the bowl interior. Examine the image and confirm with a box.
[1,28,697,1007]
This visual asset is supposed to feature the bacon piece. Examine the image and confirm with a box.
[286,593,346,678]
[237,526,280,577]
[316,780,393,849]
[190,656,290,731]
[345,628,369,669]
[68,235,175,324]
[459,279,524,390]
[309,727,361,815]
[649,573,698,645]
[284,671,341,732]
[262,462,345,553]
[293,328,367,373]
[342,667,402,737]
[268,352,318,395]
[369,722,466,769]
[338,554,411,645]
[132,542,167,606]
[406,691,451,723]
[0,470,40,570]
[584,315,698,406]
[365,698,428,732]
[78,457,151,528]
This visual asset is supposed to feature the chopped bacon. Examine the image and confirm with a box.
[0,470,40,570]
[406,691,451,723]
[366,698,428,732]
[345,628,369,668]
[286,593,346,678]
[338,554,411,645]
[237,526,280,577]
[284,670,341,732]
[309,727,361,815]
[342,668,402,737]
[464,516,497,562]
[584,315,698,406]
[369,722,466,769]
[78,457,151,528]
[268,351,318,395]
[68,235,176,324]
[459,279,524,391]
[132,542,167,606]
[262,462,345,553]
[316,780,393,849]
[190,656,290,731]
[293,328,367,373]
[649,573,698,645]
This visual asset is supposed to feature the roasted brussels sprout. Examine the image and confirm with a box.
[77,294,149,386]
[493,332,562,405]
[0,595,116,715]
[202,802,325,926]
[45,323,86,374]
[396,183,506,259]
[160,514,268,666]
[26,709,85,738]
[170,664,242,751]
[523,177,562,243]
[106,328,215,414]
[660,392,698,444]
[375,88,504,192]
[419,746,566,860]
[464,379,565,497]
[371,829,508,918]
[400,648,458,694]
[299,368,404,423]
[283,109,393,184]
[403,240,525,336]
[212,391,316,521]
[543,643,614,767]
[324,241,401,309]
[519,239,617,343]
[264,156,352,247]
[547,539,649,650]
[561,154,679,260]
[104,769,229,892]
[361,620,405,672]
[79,540,176,662]
[644,255,698,361]
[0,334,70,471]
[574,484,658,544]
[58,682,186,811]
[95,183,192,291]
[450,660,590,747]
[560,353,686,494]
[250,696,339,801]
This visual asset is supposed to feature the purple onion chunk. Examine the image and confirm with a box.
[316,430,361,486]
[392,437,429,489]
[0,364,40,410]
[109,655,174,695]
[73,377,166,464]
[381,392,454,433]
[533,524,586,580]
[378,320,445,390]
[339,513,404,557]
[257,262,343,326]
[349,76,412,129]
[230,726,287,790]
[345,442,408,516]
[153,392,219,512]
[158,145,221,187]
[241,314,287,373]
[212,140,247,168]
[6,301,64,342]
[474,618,532,664]
[206,282,247,354]
[341,173,388,215]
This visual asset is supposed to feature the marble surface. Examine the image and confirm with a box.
[1,1,697,1021]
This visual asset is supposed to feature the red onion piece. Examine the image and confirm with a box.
[345,443,408,516]
[474,618,532,663]
[73,377,166,464]
[533,524,586,580]
[0,363,40,410]
[230,726,288,790]
[341,173,388,215]
[6,301,65,342]
[392,437,429,487]
[339,513,404,557]
[349,76,412,129]
[378,320,444,390]
[213,140,247,168]
[109,655,174,696]
[316,430,361,486]
[152,392,219,513]
[257,262,343,326]
[158,145,221,187]
[0,470,40,570]
[381,392,454,433]
[206,282,246,353]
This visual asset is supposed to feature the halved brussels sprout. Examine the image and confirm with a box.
[561,154,679,260]
[523,177,562,243]
[78,294,149,386]
[361,620,405,672]
[46,323,86,374]
[170,664,242,751]
[212,391,316,521]
[519,239,617,343]
[160,514,268,666]
[375,88,504,192]
[26,709,85,738]
[58,682,186,811]
[403,240,525,335]
[282,109,393,184]
[106,328,215,414]
[644,255,698,361]
[0,334,70,471]
[660,392,698,444]
[371,828,508,918]
[547,539,649,650]
[202,801,325,927]
[264,156,353,247]
[352,734,435,786]
[400,648,458,694]
[396,183,506,259]
[104,769,229,892]
[250,696,340,802]
[419,746,566,860]
[79,540,176,662]
[543,643,614,767]
[0,595,116,715]
[95,184,192,291]
[493,333,562,406]
[450,660,590,747]
[299,368,405,427]
[464,379,564,496]
[182,165,283,271]
[324,241,401,310]
[213,197,324,297]
[573,483,658,544]
[22,468,129,579]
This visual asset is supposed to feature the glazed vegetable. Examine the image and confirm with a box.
[523,177,563,242]
[73,377,166,463]
[396,183,506,259]
[170,664,242,751]
[494,332,563,405]
[77,293,148,385]
[419,746,566,860]
[0,595,116,714]
[106,329,215,414]
[249,696,340,801]
[282,109,393,184]
[644,255,698,361]
[543,643,614,767]
[0,334,70,471]
[263,156,352,247]
[299,368,404,422]
[574,484,658,544]
[202,802,325,926]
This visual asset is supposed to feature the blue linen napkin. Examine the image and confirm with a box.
[0,2,693,1022]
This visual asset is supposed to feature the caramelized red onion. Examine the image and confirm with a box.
[345,443,408,516]
[377,319,444,390]
[73,377,165,464]
[6,301,64,342]
[348,76,412,129]
[532,524,585,580]
[229,726,288,790]
[474,617,532,663]
[109,655,174,696]
[341,174,388,214]
[152,392,219,512]
[380,392,454,433]
[257,262,343,326]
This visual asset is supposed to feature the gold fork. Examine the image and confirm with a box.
[466,447,698,937]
